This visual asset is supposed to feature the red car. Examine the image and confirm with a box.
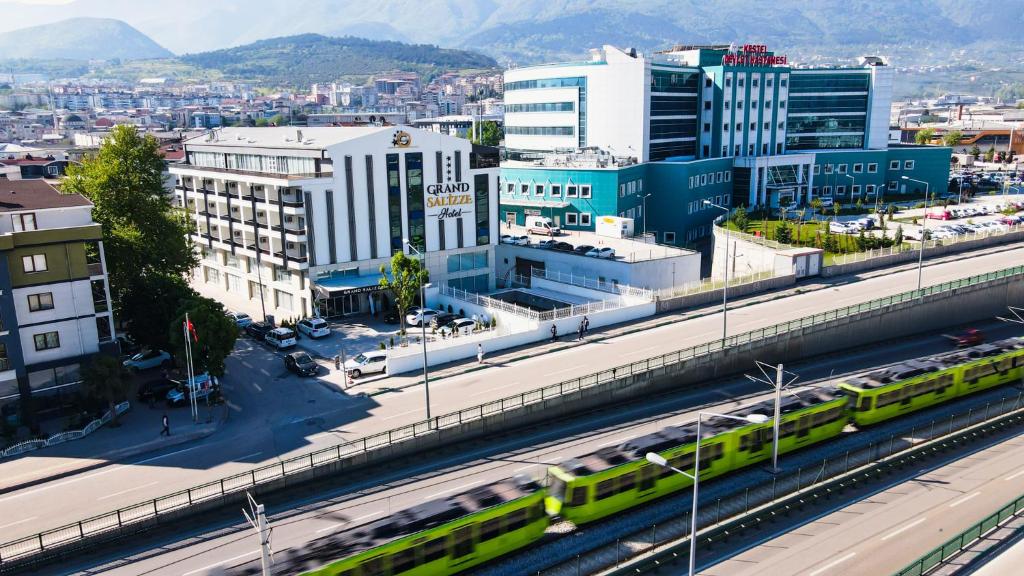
[953,328,984,348]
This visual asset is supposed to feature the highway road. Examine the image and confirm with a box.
[47,321,1024,576]
[705,422,1024,575]
[1,244,1022,546]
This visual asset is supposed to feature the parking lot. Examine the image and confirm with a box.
[823,194,1024,242]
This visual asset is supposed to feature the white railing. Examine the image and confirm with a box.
[1,401,131,459]
[441,284,544,320]
[530,268,654,300]
[654,269,779,299]
[829,222,1024,266]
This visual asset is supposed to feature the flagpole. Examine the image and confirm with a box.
[184,313,197,423]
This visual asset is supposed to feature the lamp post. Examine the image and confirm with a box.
[646,411,768,576]
[641,193,652,237]
[703,200,730,343]
[902,176,930,295]
[405,242,432,426]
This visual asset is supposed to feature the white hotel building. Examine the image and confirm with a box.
[170,127,499,321]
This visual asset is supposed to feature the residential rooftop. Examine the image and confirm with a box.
[0,180,92,212]
[183,126,392,150]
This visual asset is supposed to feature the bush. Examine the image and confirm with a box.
[490,317,497,329]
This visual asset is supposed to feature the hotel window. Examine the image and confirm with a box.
[28,292,54,312]
[725,77,732,87]
[737,100,743,109]
[765,100,772,108]
[725,101,730,110]
[837,164,848,174]
[275,289,293,311]
[535,184,544,196]
[704,101,712,110]
[580,185,591,198]
[811,186,819,196]
[22,254,47,273]
[762,144,768,154]
[823,186,832,196]
[735,145,741,156]
[888,180,898,191]
[866,184,876,196]
[405,152,425,252]
[852,185,862,196]
[867,163,878,173]
[12,213,36,232]
[619,184,626,198]
[205,267,220,284]
[688,176,694,188]
[225,254,240,269]
[34,331,60,351]
[753,78,759,87]
[853,163,864,173]
[824,164,834,174]
[738,78,744,87]
[736,123,742,131]
[703,122,711,132]
[723,123,729,132]
[904,160,915,170]
[580,213,592,226]
[837,185,847,196]
[748,144,755,155]
[767,78,773,87]
[386,153,403,252]
[778,121,785,130]
[664,232,676,244]
[565,212,578,225]
[227,274,243,294]
[551,184,562,197]
[889,160,900,170]
[776,143,783,154]
[520,184,529,195]
[722,146,729,156]
[749,122,756,131]
[724,172,731,182]
[705,77,713,87]
[813,165,820,175]
[700,174,708,186]
[506,183,514,194]
[716,172,723,183]
[752,100,758,109]
[781,78,788,87]
[780,100,786,109]
[763,121,770,130]
[567,185,578,198]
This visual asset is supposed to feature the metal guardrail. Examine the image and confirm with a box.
[893,492,1024,576]
[1,264,1022,565]
[1,401,130,459]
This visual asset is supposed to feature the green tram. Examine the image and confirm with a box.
[545,390,848,525]
[298,477,547,576]
[838,338,1024,426]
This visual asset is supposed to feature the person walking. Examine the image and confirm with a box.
[477,343,484,364]
[583,315,590,335]
[577,320,585,341]
[550,324,558,342]
[160,413,170,437]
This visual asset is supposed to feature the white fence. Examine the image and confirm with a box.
[530,268,654,300]
[655,269,779,299]
[1,401,131,459]
[829,222,1024,265]
[441,284,544,320]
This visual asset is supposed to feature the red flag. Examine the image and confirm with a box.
[185,319,199,343]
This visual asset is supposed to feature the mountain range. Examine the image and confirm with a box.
[0,17,171,60]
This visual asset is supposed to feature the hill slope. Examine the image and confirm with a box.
[179,34,498,85]
[0,17,172,60]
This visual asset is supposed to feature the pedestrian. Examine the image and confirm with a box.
[477,343,484,364]
[160,413,170,437]
[577,320,585,341]
[583,315,590,335]
[334,355,341,370]
[550,324,558,342]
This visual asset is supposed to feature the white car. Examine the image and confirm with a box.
[296,317,331,338]
[264,327,297,350]
[406,308,440,327]
[123,349,173,372]
[500,234,528,245]
[166,373,219,406]
[344,350,388,377]
[828,221,855,234]
[440,318,476,337]
[585,247,616,259]
[227,312,252,328]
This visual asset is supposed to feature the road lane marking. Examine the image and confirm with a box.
[134,444,206,465]
[598,436,632,448]
[382,408,424,421]
[182,551,257,576]
[881,517,927,541]
[235,451,263,461]
[0,516,37,530]
[470,381,521,398]
[98,481,160,501]
[424,480,482,500]
[808,552,856,576]
[315,511,383,533]
[548,364,585,376]
[251,381,263,392]
[1005,469,1024,481]
[949,492,982,508]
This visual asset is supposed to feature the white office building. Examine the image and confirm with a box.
[170,126,500,321]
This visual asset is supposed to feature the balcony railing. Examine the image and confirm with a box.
[275,251,308,263]
[87,262,104,277]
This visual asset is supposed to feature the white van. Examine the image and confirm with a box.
[525,216,561,236]
[265,327,297,350]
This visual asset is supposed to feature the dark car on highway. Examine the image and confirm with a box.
[245,321,274,340]
[284,351,318,376]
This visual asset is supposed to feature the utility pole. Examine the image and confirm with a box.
[243,492,273,576]
[746,360,801,473]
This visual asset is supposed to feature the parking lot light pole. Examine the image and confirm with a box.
[405,242,431,427]
[641,193,652,236]
[703,200,730,343]
[902,176,930,295]
[646,411,768,576]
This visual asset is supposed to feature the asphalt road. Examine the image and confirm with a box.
[705,422,1024,576]
[52,320,1024,576]
[1,244,1021,546]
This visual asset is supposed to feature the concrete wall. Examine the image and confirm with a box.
[709,225,785,280]
[656,273,796,313]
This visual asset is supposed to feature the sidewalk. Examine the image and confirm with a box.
[0,401,224,495]
[348,239,1024,396]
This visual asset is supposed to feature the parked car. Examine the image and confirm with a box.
[123,349,172,372]
[297,317,331,339]
[284,351,318,376]
[137,377,178,403]
[818,197,834,208]
[828,221,855,234]
[431,312,458,329]
[525,215,561,236]
[245,321,274,340]
[535,239,557,250]
[550,241,575,252]
[573,244,595,255]
[440,317,476,337]
[500,234,529,246]
[345,350,388,377]
[265,327,297,349]
[585,247,616,259]
[406,308,440,327]
[854,217,876,230]
[115,334,141,358]
[227,312,253,328]
[166,373,219,406]
[383,308,401,324]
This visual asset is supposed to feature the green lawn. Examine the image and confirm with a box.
[724,217,908,257]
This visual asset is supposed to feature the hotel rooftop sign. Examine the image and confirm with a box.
[722,44,788,66]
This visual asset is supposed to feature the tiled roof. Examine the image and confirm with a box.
[0,180,92,212]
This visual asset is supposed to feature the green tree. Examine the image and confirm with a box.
[894,225,904,246]
[379,251,428,335]
[254,117,269,127]
[62,125,197,308]
[822,232,838,254]
[471,121,503,146]
[855,230,867,251]
[942,130,963,147]
[915,128,936,145]
[832,203,841,222]
[971,144,981,158]
[775,222,793,244]
[82,355,130,426]
[732,205,749,233]
[810,198,823,220]
[269,113,286,126]
[122,275,198,351]
[169,297,238,377]
[984,146,996,162]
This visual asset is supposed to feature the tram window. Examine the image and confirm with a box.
[619,472,636,493]
[424,538,446,562]
[569,487,588,506]
[359,556,385,576]
[857,397,871,411]
[480,518,502,541]
[638,466,657,491]
[391,549,416,574]
[507,508,529,531]
[450,526,474,558]
[596,479,616,500]
[533,501,545,519]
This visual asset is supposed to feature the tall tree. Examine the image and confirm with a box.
[169,297,238,377]
[82,355,130,426]
[915,128,936,145]
[62,125,197,308]
[942,130,964,147]
[122,275,198,350]
[379,252,428,335]
[472,121,503,146]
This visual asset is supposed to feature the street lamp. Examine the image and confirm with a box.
[405,241,432,426]
[646,411,769,576]
[703,200,730,343]
[902,176,930,295]
[641,193,652,236]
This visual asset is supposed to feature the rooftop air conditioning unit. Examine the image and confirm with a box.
[257,211,265,217]
[287,243,295,249]
[260,237,268,244]
[233,230,241,236]
[285,216,294,223]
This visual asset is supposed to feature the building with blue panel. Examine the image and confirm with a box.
[501,44,951,246]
